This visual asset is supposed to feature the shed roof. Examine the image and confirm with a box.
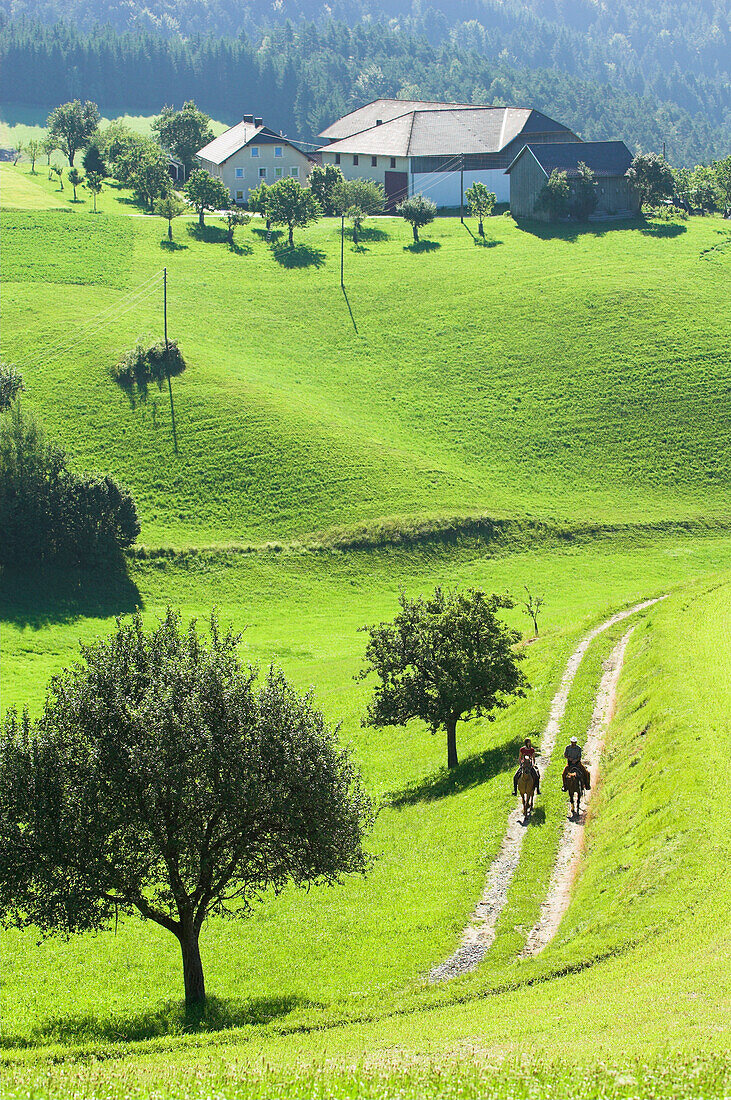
[197,122,310,166]
[320,106,574,158]
[508,141,634,178]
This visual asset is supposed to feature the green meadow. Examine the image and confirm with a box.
[1,177,730,1097]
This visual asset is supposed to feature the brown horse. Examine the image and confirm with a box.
[516,759,536,818]
[565,765,583,817]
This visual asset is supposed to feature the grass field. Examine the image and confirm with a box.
[2,193,730,1097]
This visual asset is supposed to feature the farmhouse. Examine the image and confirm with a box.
[507,141,640,220]
[317,99,580,209]
[197,115,314,203]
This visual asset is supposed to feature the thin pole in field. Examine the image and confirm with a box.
[340,215,345,288]
[460,155,464,224]
[163,267,179,455]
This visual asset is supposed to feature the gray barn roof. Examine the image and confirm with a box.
[318,104,575,158]
[508,141,634,178]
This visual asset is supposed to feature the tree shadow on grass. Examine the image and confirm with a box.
[344,225,390,245]
[160,238,188,251]
[252,226,283,242]
[403,239,440,253]
[229,239,253,256]
[187,223,228,244]
[272,242,326,268]
[3,995,313,1049]
[386,736,522,807]
[639,220,687,237]
[0,562,142,629]
[474,237,500,248]
[515,216,685,243]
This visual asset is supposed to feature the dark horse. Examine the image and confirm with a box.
[516,759,536,818]
[565,764,584,817]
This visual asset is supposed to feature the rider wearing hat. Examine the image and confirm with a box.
[514,737,541,796]
[562,736,591,791]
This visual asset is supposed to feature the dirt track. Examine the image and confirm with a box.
[429,598,663,983]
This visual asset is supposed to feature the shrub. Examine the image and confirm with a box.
[396,194,437,242]
[112,339,186,399]
[0,403,139,567]
[536,169,570,220]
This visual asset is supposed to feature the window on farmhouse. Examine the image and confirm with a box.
[251,146,259,157]
[335,153,340,165]
[236,190,244,201]
[275,166,283,178]
[353,154,359,166]
[275,146,283,157]
[235,168,244,178]
[290,166,299,177]
[371,156,377,167]
[390,157,396,168]
[259,167,267,178]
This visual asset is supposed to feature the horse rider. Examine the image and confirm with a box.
[513,737,541,796]
[562,736,591,791]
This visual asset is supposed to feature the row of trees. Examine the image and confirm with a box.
[0,586,527,1012]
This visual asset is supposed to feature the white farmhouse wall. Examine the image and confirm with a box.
[320,150,410,187]
[411,168,510,206]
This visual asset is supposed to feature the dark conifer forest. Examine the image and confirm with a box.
[0,0,728,163]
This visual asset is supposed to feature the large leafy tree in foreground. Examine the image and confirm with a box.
[359,588,528,769]
[46,99,100,166]
[266,177,321,246]
[184,168,230,227]
[626,152,674,209]
[0,610,372,1014]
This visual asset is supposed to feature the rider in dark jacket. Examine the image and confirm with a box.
[562,736,591,790]
[514,737,541,795]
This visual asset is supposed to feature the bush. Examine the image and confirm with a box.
[112,339,186,398]
[537,169,570,220]
[0,365,25,412]
[396,194,437,242]
[0,403,140,567]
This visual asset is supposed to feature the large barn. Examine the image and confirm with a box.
[507,141,640,221]
[317,99,581,209]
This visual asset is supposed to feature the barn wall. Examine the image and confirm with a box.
[411,168,510,207]
[508,153,548,219]
[594,176,640,215]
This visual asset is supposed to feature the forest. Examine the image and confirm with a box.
[1,14,728,164]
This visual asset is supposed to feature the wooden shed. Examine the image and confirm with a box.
[507,141,640,221]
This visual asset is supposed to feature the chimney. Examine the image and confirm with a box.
[376,119,383,125]
[243,113,254,124]
[254,116,263,127]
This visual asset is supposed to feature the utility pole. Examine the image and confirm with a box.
[340,215,345,289]
[662,141,666,159]
[460,154,464,223]
[163,267,178,455]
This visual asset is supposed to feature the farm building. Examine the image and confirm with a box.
[507,141,640,221]
[197,115,314,204]
[317,99,581,209]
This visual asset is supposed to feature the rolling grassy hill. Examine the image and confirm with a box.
[2,177,730,1097]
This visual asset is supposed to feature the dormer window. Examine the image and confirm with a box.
[251,147,260,157]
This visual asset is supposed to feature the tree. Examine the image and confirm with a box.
[184,169,230,227]
[67,166,82,201]
[46,99,100,166]
[521,587,544,637]
[265,177,321,246]
[0,365,25,412]
[536,169,570,220]
[714,155,731,212]
[248,180,271,228]
[126,143,171,212]
[309,163,345,215]
[84,171,103,212]
[224,208,251,245]
[11,142,23,166]
[155,193,187,240]
[152,101,214,181]
[0,403,139,566]
[41,135,57,174]
[396,193,436,242]
[82,140,107,177]
[358,587,528,769]
[570,161,597,220]
[465,181,496,235]
[333,177,384,244]
[626,152,674,209]
[0,610,373,1015]
[50,165,64,191]
[26,138,40,173]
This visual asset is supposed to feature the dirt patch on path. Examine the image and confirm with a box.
[429,598,664,982]
[522,625,635,956]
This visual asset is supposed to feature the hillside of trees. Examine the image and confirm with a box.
[1,17,728,165]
